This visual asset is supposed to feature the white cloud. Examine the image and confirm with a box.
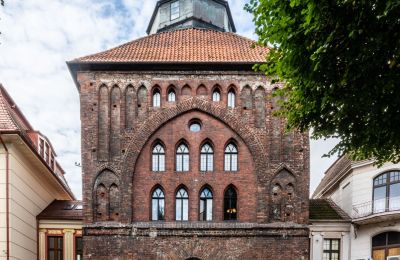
[0,0,336,199]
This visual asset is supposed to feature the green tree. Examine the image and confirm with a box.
[245,0,400,165]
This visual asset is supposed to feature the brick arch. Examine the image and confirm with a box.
[121,97,266,177]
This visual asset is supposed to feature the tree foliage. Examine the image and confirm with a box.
[245,0,400,165]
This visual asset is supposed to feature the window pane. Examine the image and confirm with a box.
[373,186,387,213]
[228,92,235,108]
[206,199,213,220]
[323,239,330,250]
[159,199,165,220]
[374,173,387,186]
[152,155,158,171]
[332,253,339,260]
[201,154,206,171]
[390,183,400,210]
[208,155,213,171]
[212,91,220,101]
[159,155,165,171]
[153,92,160,107]
[152,199,158,220]
[200,199,205,220]
[183,199,188,221]
[390,171,400,183]
[331,239,339,250]
[322,253,329,260]
[176,199,182,220]
[171,1,179,20]
[231,154,238,171]
[372,232,387,247]
[388,231,400,245]
[183,154,189,171]
[225,154,230,171]
[168,91,176,102]
[176,155,182,171]
[49,237,55,249]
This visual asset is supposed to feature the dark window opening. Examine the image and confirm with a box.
[48,236,63,260]
[76,237,83,260]
[224,186,237,220]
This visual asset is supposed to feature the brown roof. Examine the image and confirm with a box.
[38,200,83,221]
[0,84,32,131]
[312,156,352,198]
[309,199,351,221]
[72,28,268,64]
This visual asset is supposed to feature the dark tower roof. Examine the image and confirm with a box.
[146,0,236,34]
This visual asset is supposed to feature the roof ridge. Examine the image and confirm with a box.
[0,85,22,131]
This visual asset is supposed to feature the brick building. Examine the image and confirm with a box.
[67,0,310,259]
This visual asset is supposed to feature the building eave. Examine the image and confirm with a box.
[67,61,263,91]
[0,131,75,200]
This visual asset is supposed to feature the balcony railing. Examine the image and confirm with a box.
[352,196,400,219]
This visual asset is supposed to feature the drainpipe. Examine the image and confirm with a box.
[0,134,9,260]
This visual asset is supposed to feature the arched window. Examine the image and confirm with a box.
[199,188,213,221]
[151,187,165,221]
[227,90,236,108]
[372,232,400,260]
[168,89,176,102]
[224,143,238,171]
[152,144,165,171]
[153,89,161,107]
[176,188,189,221]
[212,89,221,102]
[176,143,189,172]
[200,143,213,172]
[224,186,237,220]
[373,171,400,213]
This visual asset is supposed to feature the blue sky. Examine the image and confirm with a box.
[0,0,338,199]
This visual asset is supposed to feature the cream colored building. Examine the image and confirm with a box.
[313,156,400,260]
[37,200,83,260]
[0,85,82,260]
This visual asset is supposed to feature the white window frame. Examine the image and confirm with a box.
[153,90,161,107]
[170,1,180,20]
[228,90,236,108]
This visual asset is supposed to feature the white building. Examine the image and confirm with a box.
[312,156,400,260]
[0,84,82,260]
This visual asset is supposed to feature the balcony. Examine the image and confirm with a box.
[352,196,400,224]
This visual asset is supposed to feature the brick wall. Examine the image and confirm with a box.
[77,70,310,259]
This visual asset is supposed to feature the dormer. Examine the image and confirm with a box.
[147,0,236,35]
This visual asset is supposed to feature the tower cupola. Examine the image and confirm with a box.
[147,0,236,35]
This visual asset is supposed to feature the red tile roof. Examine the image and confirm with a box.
[0,84,32,131]
[73,29,268,64]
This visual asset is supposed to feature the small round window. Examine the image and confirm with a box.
[189,121,201,132]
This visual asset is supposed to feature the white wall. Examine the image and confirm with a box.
[329,174,353,216]
[0,143,65,260]
[0,148,7,258]
[310,222,351,260]
[322,161,400,260]
[351,221,400,260]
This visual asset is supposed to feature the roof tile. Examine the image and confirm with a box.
[309,199,351,221]
[73,29,268,64]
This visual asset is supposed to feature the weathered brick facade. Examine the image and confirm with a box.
[73,70,310,259]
